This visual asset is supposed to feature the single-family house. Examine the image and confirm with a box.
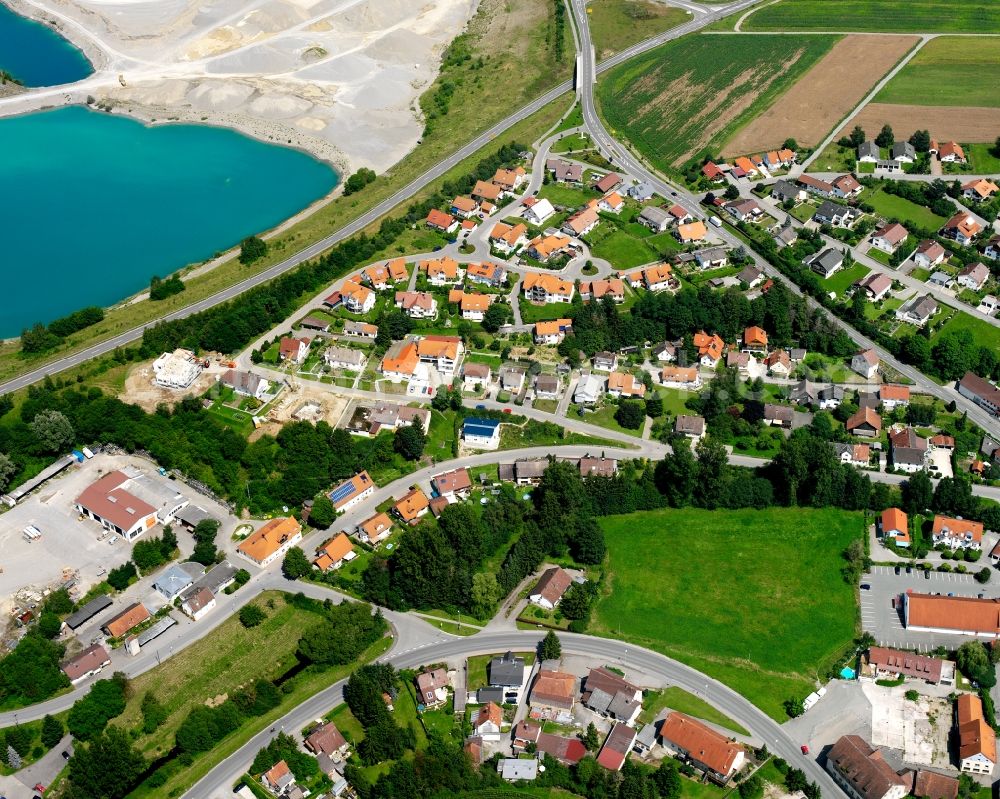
[676,220,708,243]
[416,668,449,708]
[896,293,938,326]
[582,668,643,725]
[574,371,605,405]
[357,512,393,544]
[856,272,893,302]
[462,362,492,392]
[725,198,764,223]
[743,326,768,353]
[798,174,835,198]
[530,566,572,609]
[832,174,863,198]
[942,212,983,246]
[313,532,355,572]
[426,208,458,233]
[858,142,880,163]
[607,371,646,398]
[262,760,296,795]
[395,290,438,319]
[180,587,216,621]
[963,179,999,202]
[344,320,378,339]
[817,385,845,410]
[832,442,871,468]
[814,201,859,228]
[808,248,844,278]
[523,197,556,226]
[534,318,573,345]
[523,272,574,303]
[580,278,625,303]
[957,262,990,292]
[935,141,966,163]
[324,346,367,371]
[661,365,700,388]
[493,166,527,192]
[448,290,493,322]
[473,702,503,741]
[638,205,672,232]
[451,195,480,218]
[701,163,724,182]
[534,373,561,399]
[490,222,529,254]
[880,384,910,410]
[693,331,724,368]
[694,246,728,270]
[851,349,880,379]
[562,201,601,238]
[879,507,909,546]
[763,403,794,428]
[913,240,946,269]
[526,233,573,262]
[62,644,112,685]
[771,180,803,204]
[379,340,420,381]
[846,407,882,438]
[278,336,310,364]
[890,142,916,163]
[530,669,577,711]
[958,693,997,775]
[220,369,270,400]
[546,158,583,183]
[674,414,706,441]
[394,487,430,524]
[737,265,764,288]
[472,179,504,202]
[889,426,929,472]
[765,349,791,377]
[871,222,909,254]
[462,417,501,450]
[826,735,908,799]
[642,263,678,292]
[237,517,303,567]
[500,365,527,394]
[466,261,507,287]
[329,471,375,513]
[658,713,745,783]
[592,351,618,372]
[421,256,464,286]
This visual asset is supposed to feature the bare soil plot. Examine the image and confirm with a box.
[121,359,225,412]
[723,35,919,155]
[836,102,1000,144]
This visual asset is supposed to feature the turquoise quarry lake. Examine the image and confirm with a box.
[0,107,338,336]
[0,2,92,86]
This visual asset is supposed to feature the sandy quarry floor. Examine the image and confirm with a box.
[837,102,1000,145]
[3,0,478,172]
[724,35,920,155]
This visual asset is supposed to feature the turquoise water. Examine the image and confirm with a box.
[0,106,338,335]
[0,2,92,86]
[840,667,856,679]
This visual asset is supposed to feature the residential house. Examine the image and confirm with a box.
[357,512,393,544]
[879,507,909,546]
[237,517,303,567]
[523,272,574,303]
[599,191,626,215]
[500,366,527,394]
[153,562,203,600]
[305,721,349,763]
[534,318,573,345]
[394,487,430,525]
[597,723,638,772]
[592,351,618,372]
[847,406,883,438]
[102,602,150,638]
[416,668,449,708]
[643,263,679,292]
[890,142,916,163]
[765,349,792,377]
[985,235,1000,261]
[958,693,996,775]
[562,201,601,238]
[490,221,528,254]
[62,644,112,685]
[526,233,574,262]
[771,180,804,204]
[737,265,764,288]
[701,163,724,183]
[449,290,493,322]
[674,414,706,441]
[959,372,1000,416]
[278,336,310,364]
[638,205,672,233]
[896,294,938,327]
[575,455,618,478]
[661,365,700,388]
[574,372,605,405]
[362,262,398,289]
[379,340,420,382]
[725,198,764,223]
[693,331,724,368]
[426,208,458,233]
[582,668,643,726]
[865,647,950,685]
[818,385,845,410]
[832,174,863,198]
[858,142,880,162]
[421,256,464,286]
[963,179,999,202]
[743,326,768,353]
[473,702,503,741]
[932,515,984,550]
[462,362,492,392]
[498,759,538,782]
[942,212,982,246]
[890,427,928,472]
[935,141,966,163]
[826,735,909,799]
[957,262,990,292]
[324,346,367,371]
[607,371,646,398]
[472,179,504,202]
[851,349,880,379]
[329,471,375,513]
[489,651,527,703]
[733,156,758,177]
[593,172,622,194]
[580,278,625,303]
[451,195,480,218]
[880,384,910,410]
[814,201,860,228]
[831,442,871,468]
[763,403,794,428]
[676,220,708,243]
[466,261,507,287]
[727,351,755,375]
[658,712,745,783]
[534,373,561,399]
[653,340,681,362]
[493,166,527,192]
[220,369,270,400]
[498,458,548,486]
[313,532,354,572]
[395,291,438,319]
[530,566,572,609]
[546,159,583,183]
[808,248,845,278]
[262,760,296,796]
[523,197,556,226]
[798,174,835,197]
[913,240,946,269]
[856,272,893,302]
[694,247,728,270]
[871,222,909,253]
[462,417,501,450]
[180,587,216,621]
[530,669,577,711]
[339,278,376,314]
[344,320,378,339]
[789,379,815,405]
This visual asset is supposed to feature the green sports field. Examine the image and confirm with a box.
[593,507,862,720]
[875,37,1000,107]
[597,33,836,170]
[743,0,1000,33]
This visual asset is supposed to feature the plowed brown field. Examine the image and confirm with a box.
[836,102,1000,143]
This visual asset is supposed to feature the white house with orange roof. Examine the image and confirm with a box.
[562,200,601,238]
[417,335,464,376]
[421,256,464,286]
[526,234,573,263]
[534,318,573,345]
[676,220,708,244]
[449,290,494,322]
[380,340,420,382]
[607,372,646,399]
[523,272,574,303]
[491,222,529,254]
[342,279,376,314]
[643,264,678,293]
[395,291,438,319]
[599,192,625,214]
[693,331,724,368]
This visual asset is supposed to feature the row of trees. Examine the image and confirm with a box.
[20,306,105,354]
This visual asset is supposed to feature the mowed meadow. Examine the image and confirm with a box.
[596,33,836,171]
[875,36,1000,108]
[592,507,862,720]
[743,0,1000,33]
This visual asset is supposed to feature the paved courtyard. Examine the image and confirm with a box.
[865,683,953,770]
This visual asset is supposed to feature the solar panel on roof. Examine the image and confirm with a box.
[329,480,358,504]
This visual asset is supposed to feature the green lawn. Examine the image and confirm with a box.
[597,33,836,170]
[552,132,591,153]
[467,652,536,690]
[866,248,893,266]
[518,299,578,324]
[966,143,1000,172]
[865,188,948,230]
[657,387,697,416]
[743,0,1000,32]
[639,686,748,735]
[588,0,691,57]
[875,37,1000,106]
[593,507,862,720]
[427,409,458,460]
[588,229,659,269]
[583,403,645,438]
[819,262,869,296]
[932,310,1000,351]
[537,183,600,208]
[810,142,856,173]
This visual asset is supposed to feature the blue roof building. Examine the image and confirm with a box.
[462,417,501,450]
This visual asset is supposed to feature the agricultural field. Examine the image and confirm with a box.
[723,35,918,155]
[593,507,862,720]
[742,0,1000,33]
[597,34,836,171]
[588,0,691,58]
[836,103,1000,146]
[875,37,1000,107]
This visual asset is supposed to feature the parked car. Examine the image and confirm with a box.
[502,408,512,414]
[894,566,900,575]
[800,744,810,755]
[860,584,870,590]
[923,570,930,579]
[475,404,486,409]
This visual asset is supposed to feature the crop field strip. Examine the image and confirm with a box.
[742,0,1000,34]
[874,36,1000,107]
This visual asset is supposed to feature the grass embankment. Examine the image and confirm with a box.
[114,591,390,799]
[596,33,835,173]
[592,507,862,721]
[639,686,748,736]
[742,0,1000,33]
[0,0,574,387]
[875,37,1000,107]
[588,0,690,58]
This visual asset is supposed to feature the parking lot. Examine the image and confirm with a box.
[0,453,232,618]
[861,565,994,650]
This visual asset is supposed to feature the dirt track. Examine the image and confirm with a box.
[836,102,1000,144]
[723,35,920,155]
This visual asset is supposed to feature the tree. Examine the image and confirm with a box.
[482,301,511,333]
[582,722,600,751]
[239,235,267,265]
[0,453,16,492]
[570,515,606,565]
[645,396,664,418]
[393,420,426,461]
[41,714,64,748]
[976,568,992,584]
[37,611,62,639]
[107,561,137,591]
[560,582,592,620]
[783,138,798,151]
[309,494,335,529]
[957,641,994,687]
[470,572,499,620]
[239,604,267,628]
[724,184,740,200]
[909,129,931,152]
[67,726,146,799]
[67,676,128,740]
[343,167,376,195]
[615,400,645,430]
[849,125,866,147]
[190,518,220,566]
[875,124,894,148]
[29,409,74,453]
[140,692,167,734]
[281,547,312,580]
[902,471,933,515]
[783,697,804,718]
[539,631,562,661]
[905,689,919,701]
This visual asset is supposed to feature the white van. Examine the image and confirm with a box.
[22,525,42,542]
[709,215,723,228]
[81,447,95,459]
